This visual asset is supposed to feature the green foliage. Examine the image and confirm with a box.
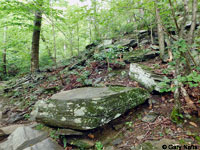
[76,70,92,86]
[158,77,174,93]
[62,137,67,148]
[95,141,103,150]
[35,124,44,130]
[170,107,183,124]
[23,113,30,120]
[50,130,59,140]
[177,71,200,88]
[125,121,132,127]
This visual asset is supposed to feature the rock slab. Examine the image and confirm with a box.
[33,86,150,130]
[129,63,164,92]
[0,126,63,150]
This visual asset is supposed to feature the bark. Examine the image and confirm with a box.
[155,4,165,60]
[70,30,74,57]
[31,8,42,73]
[77,22,80,56]
[168,0,179,32]
[92,0,98,40]
[188,0,198,44]
[165,36,173,62]
[179,0,189,37]
[3,27,7,75]
[51,0,57,64]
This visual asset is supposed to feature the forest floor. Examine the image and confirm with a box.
[0,49,200,150]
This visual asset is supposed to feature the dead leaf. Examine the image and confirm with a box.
[88,133,94,139]
[161,96,165,101]
[189,122,198,127]
[198,110,200,117]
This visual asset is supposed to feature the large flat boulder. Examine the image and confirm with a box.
[33,87,150,130]
[129,63,164,92]
[0,126,63,150]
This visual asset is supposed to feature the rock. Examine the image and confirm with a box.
[138,30,149,41]
[132,138,178,150]
[124,49,160,63]
[6,112,24,124]
[136,135,145,141]
[140,39,149,45]
[111,138,122,146]
[69,138,95,149]
[114,39,137,48]
[0,124,23,138]
[113,124,123,131]
[129,63,165,92]
[56,129,83,136]
[93,77,102,85]
[33,86,150,130]
[105,146,115,150]
[141,112,158,123]
[0,126,63,150]
[24,138,63,150]
[150,45,159,50]
[183,138,194,144]
[97,40,113,49]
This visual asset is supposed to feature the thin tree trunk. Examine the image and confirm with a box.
[70,30,73,57]
[155,3,165,60]
[3,27,7,75]
[89,22,92,43]
[31,6,42,73]
[165,35,173,62]
[41,33,53,60]
[188,0,198,44]
[51,0,56,64]
[150,22,154,44]
[77,22,80,56]
[169,0,179,32]
[92,0,98,40]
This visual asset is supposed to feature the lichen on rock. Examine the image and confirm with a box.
[33,87,150,130]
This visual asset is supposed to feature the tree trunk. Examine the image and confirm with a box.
[70,30,74,57]
[31,5,42,73]
[155,4,165,60]
[41,33,53,60]
[51,0,57,64]
[77,22,80,56]
[3,27,7,75]
[188,0,198,44]
[92,0,98,40]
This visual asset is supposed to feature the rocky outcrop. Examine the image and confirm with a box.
[32,86,150,130]
[0,126,63,150]
[114,38,137,48]
[129,63,165,92]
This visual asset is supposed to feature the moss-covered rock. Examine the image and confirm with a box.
[124,49,159,63]
[129,63,164,92]
[32,86,150,130]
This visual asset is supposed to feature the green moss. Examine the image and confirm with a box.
[70,139,92,149]
[109,86,126,92]
[170,107,183,124]
[36,87,150,130]
[138,64,153,72]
